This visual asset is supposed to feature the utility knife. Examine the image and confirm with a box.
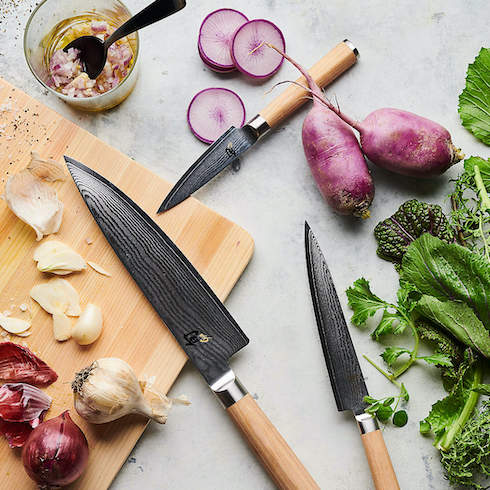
[65,156,319,489]
[305,222,400,490]
[158,40,358,213]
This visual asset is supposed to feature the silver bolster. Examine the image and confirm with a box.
[343,39,359,59]
[355,412,379,434]
[210,369,248,408]
[246,115,271,139]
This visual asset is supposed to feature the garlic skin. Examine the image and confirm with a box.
[5,170,63,241]
[30,278,82,316]
[72,358,171,424]
[72,304,102,345]
[34,241,86,275]
[27,152,66,182]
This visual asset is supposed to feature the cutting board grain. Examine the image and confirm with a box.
[0,77,254,489]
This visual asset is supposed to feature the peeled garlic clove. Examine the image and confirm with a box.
[35,246,86,276]
[33,240,72,261]
[30,278,81,317]
[53,312,72,341]
[27,152,66,182]
[5,170,63,241]
[0,314,31,334]
[72,304,102,345]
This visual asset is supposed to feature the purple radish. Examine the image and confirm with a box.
[198,9,248,71]
[231,19,285,79]
[347,109,463,177]
[266,44,374,218]
[187,87,246,144]
[198,43,235,73]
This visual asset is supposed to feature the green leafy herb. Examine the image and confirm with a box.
[441,401,490,489]
[451,156,490,260]
[381,347,411,366]
[400,234,490,328]
[417,354,453,367]
[416,295,490,358]
[374,199,455,269]
[393,410,408,427]
[472,383,490,396]
[458,47,490,145]
[421,354,482,452]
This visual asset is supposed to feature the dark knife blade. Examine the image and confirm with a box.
[65,156,249,386]
[305,222,368,414]
[157,124,259,213]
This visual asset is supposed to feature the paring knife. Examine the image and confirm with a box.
[158,40,359,213]
[305,222,400,490]
[65,156,319,490]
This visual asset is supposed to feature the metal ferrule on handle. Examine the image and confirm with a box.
[355,412,379,434]
[210,369,247,408]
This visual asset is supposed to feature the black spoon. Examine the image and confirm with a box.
[64,0,186,79]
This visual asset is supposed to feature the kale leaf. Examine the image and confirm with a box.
[458,47,490,145]
[374,200,454,269]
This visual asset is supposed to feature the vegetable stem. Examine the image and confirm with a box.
[392,316,420,379]
[363,354,402,388]
[438,363,483,452]
[474,165,490,212]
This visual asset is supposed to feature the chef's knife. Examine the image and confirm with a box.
[158,40,358,213]
[305,222,399,490]
[65,156,319,490]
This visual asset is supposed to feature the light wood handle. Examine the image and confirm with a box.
[361,429,400,490]
[227,394,319,490]
[260,41,357,128]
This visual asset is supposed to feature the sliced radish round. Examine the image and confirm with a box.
[187,88,246,144]
[198,9,249,71]
[198,42,235,73]
[231,19,285,79]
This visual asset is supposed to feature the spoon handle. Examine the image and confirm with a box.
[105,0,186,46]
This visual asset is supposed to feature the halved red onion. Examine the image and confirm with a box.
[0,383,52,424]
[187,87,246,144]
[231,19,285,79]
[198,8,248,71]
[0,342,58,386]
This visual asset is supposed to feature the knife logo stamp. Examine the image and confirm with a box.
[184,330,212,345]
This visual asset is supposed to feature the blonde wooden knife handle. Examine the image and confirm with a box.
[227,394,319,490]
[259,40,358,128]
[361,429,400,490]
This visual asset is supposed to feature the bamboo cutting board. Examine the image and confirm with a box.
[0,77,254,489]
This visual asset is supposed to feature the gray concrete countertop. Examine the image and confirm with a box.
[0,1,488,488]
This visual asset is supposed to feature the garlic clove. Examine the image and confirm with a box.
[30,278,82,317]
[72,303,102,345]
[36,250,86,275]
[33,240,72,261]
[0,314,31,334]
[5,170,63,241]
[87,261,111,277]
[53,312,72,341]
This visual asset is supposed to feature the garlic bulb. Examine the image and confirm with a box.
[34,240,86,275]
[72,358,174,424]
[72,304,102,345]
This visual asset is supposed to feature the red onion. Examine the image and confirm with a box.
[22,411,89,487]
[0,383,52,424]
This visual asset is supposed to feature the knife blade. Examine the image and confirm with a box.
[65,155,319,489]
[158,40,358,213]
[305,222,399,490]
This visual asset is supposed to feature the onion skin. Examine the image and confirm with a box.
[303,105,375,218]
[22,411,89,487]
[356,109,462,178]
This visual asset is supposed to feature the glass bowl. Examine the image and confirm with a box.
[24,0,139,111]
